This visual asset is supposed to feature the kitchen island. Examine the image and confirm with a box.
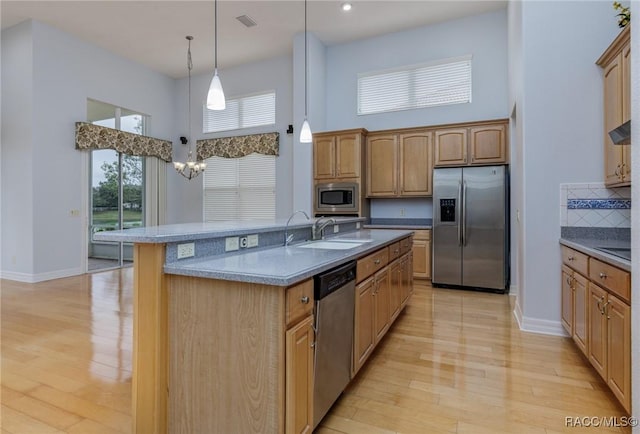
[95,219,414,434]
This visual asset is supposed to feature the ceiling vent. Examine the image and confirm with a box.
[236,15,257,28]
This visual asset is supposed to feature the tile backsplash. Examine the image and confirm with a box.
[560,183,631,228]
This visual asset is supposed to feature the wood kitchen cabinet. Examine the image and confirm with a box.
[412,230,431,280]
[366,130,432,197]
[434,122,508,167]
[353,239,413,376]
[561,243,631,413]
[285,315,314,434]
[597,26,630,186]
[313,129,366,181]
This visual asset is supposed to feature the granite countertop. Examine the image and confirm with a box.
[164,229,413,286]
[93,216,366,243]
[364,218,432,230]
[559,227,630,271]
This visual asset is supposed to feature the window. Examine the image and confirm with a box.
[357,55,472,115]
[203,153,276,220]
[203,90,276,133]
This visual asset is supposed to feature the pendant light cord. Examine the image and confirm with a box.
[215,0,218,71]
[187,36,193,159]
[304,0,308,118]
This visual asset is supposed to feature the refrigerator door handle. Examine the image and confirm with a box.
[462,181,468,246]
[457,181,463,246]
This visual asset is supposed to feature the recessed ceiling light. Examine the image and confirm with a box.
[341,3,352,12]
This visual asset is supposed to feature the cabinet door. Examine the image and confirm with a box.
[606,295,631,413]
[336,133,361,179]
[285,315,314,434]
[389,260,401,322]
[412,239,429,279]
[434,129,467,166]
[407,251,414,296]
[622,43,631,182]
[603,56,624,185]
[469,125,507,165]
[367,135,398,196]
[313,136,336,180]
[400,254,413,306]
[560,266,574,335]
[354,277,375,375]
[588,283,608,380]
[373,267,390,343]
[572,273,588,356]
[399,132,432,196]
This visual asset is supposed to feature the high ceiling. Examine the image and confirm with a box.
[1,1,507,78]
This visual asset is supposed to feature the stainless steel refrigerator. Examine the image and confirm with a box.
[432,165,509,292]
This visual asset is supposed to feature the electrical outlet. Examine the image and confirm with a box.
[177,242,195,259]
[333,225,339,233]
[400,208,405,217]
[225,237,239,251]
[247,234,259,248]
[240,237,248,248]
[70,209,80,217]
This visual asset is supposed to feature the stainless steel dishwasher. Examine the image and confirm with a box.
[313,260,356,429]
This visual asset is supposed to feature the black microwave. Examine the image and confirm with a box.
[315,183,359,214]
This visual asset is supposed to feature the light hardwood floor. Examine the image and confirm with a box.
[1,270,630,433]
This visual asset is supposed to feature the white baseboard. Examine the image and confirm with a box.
[512,298,568,337]
[508,283,517,296]
[0,267,83,283]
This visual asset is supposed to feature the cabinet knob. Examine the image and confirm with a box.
[567,256,574,261]
[300,296,310,304]
[394,249,399,254]
[599,272,607,279]
[615,164,621,176]
[374,259,381,265]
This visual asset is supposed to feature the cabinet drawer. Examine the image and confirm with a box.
[561,246,588,275]
[388,242,401,260]
[357,248,389,283]
[286,280,314,326]
[589,258,630,303]
[413,230,431,241]
[400,237,412,255]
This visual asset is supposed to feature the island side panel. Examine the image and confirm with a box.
[168,275,286,434]
[133,243,168,434]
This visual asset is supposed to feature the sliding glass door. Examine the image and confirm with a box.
[88,100,146,271]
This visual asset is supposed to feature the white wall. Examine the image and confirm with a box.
[513,1,620,333]
[1,21,35,278]
[170,55,294,222]
[370,199,432,219]
[1,20,176,281]
[325,9,508,131]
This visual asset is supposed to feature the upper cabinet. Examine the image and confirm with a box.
[366,130,432,197]
[597,26,630,186]
[434,121,508,167]
[313,129,367,181]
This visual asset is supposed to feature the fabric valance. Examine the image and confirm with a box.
[197,132,279,160]
[75,122,173,162]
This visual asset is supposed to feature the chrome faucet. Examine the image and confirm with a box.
[284,210,310,245]
[312,217,336,241]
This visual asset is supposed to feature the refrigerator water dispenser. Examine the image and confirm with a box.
[440,199,456,222]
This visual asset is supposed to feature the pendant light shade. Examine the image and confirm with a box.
[207,69,226,110]
[299,0,312,143]
[300,118,312,143]
[207,0,225,111]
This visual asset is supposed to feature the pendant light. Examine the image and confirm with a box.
[299,0,312,143]
[174,36,207,180]
[206,0,226,110]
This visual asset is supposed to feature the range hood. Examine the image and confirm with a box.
[609,120,631,145]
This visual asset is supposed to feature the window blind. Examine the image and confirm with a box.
[203,154,276,221]
[357,55,472,115]
[203,91,276,133]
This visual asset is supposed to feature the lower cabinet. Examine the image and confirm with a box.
[412,230,431,280]
[353,239,413,376]
[561,245,631,414]
[285,315,315,434]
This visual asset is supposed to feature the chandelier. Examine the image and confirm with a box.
[174,36,207,180]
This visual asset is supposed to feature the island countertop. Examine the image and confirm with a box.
[164,229,413,286]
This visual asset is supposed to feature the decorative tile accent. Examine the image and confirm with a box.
[560,182,631,228]
[567,199,631,209]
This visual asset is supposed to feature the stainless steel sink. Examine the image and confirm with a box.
[295,240,366,250]
[593,246,631,261]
